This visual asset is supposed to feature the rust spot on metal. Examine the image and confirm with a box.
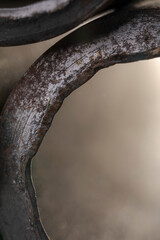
[76,58,83,65]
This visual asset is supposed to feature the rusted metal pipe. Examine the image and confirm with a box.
[0,7,160,240]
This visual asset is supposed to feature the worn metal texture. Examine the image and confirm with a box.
[0,0,129,47]
[0,7,160,240]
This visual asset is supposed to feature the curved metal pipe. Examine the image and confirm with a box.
[0,8,160,240]
[0,0,123,46]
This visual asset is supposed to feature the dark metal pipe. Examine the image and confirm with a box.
[0,0,126,46]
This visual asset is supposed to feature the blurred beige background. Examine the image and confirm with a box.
[1,35,160,240]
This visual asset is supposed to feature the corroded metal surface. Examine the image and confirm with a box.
[0,7,160,240]
[0,0,128,46]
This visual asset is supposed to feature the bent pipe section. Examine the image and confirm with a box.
[0,8,160,240]
[0,0,126,46]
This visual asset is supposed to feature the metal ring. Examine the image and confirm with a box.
[0,7,160,240]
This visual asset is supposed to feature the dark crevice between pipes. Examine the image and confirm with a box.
[0,0,39,8]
